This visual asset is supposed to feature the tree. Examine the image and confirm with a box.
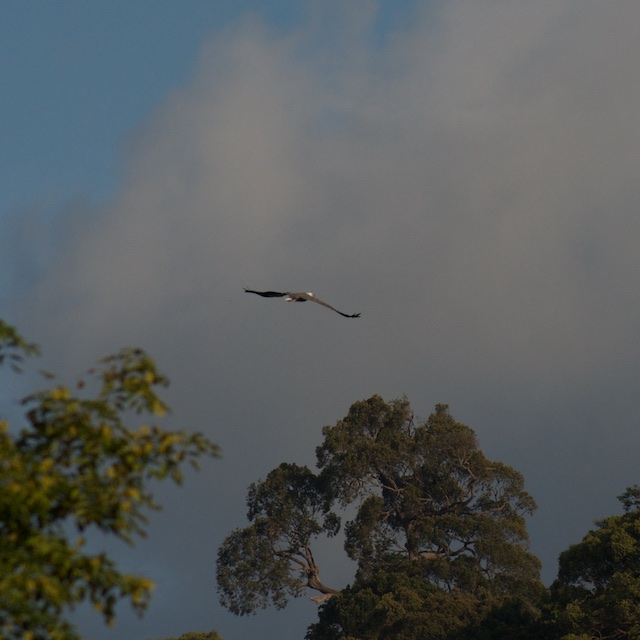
[550,486,640,640]
[0,319,220,640]
[216,462,341,615]
[217,395,541,639]
[317,398,540,594]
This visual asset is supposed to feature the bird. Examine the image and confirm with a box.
[244,288,361,318]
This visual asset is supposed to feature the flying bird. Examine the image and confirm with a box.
[244,288,361,318]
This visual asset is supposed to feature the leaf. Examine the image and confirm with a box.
[0,318,220,639]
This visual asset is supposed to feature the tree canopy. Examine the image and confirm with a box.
[216,461,341,615]
[550,485,640,640]
[217,395,542,638]
[0,319,220,640]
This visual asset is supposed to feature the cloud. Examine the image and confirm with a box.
[7,2,640,637]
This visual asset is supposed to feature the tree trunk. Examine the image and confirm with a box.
[306,566,339,597]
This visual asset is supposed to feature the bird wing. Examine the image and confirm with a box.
[244,288,288,298]
[244,288,360,318]
[304,294,361,318]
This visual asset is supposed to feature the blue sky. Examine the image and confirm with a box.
[1,2,304,209]
[1,1,416,213]
[3,2,640,639]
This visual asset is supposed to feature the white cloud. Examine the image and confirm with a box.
[8,2,640,637]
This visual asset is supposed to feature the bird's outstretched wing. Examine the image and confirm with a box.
[243,288,288,298]
[244,288,360,318]
[305,295,361,318]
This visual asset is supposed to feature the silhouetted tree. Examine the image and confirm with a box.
[550,485,640,640]
[217,395,541,639]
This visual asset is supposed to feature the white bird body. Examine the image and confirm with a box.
[286,292,313,302]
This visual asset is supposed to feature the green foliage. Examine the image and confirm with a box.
[0,320,220,640]
[306,567,488,640]
[317,397,540,599]
[216,463,340,615]
[217,395,541,640]
[0,320,40,372]
[550,487,640,640]
[451,596,549,640]
[310,586,552,640]
[619,485,640,513]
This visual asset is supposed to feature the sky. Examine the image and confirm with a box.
[2,1,640,638]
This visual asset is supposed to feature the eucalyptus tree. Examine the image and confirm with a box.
[216,462,341,615]
[217,395,541,639]
[550,486,640,640]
